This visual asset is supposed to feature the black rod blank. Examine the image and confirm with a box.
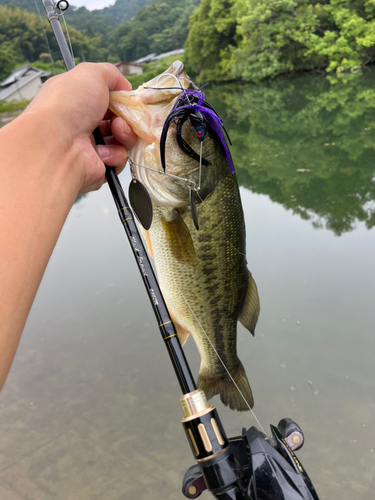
[42,0,196,395]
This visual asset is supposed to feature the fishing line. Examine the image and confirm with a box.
[168,272,266,434]
[198,141,202,190]
[156,72,187,89]
[143,85,209,91]
[58,6,75,63]
[176,64,194,106]
[144,86,189,90]
[128,157,198,191]
[33,0,55,75]
[155,66,193,106]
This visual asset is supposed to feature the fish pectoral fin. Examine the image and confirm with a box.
[239,271,260,336]
[162,213,196,265]
[140,226,154,260]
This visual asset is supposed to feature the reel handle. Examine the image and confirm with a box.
[278,417,304,451]
[181,410,320,500]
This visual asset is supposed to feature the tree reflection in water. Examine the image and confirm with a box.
[205,71,375,236]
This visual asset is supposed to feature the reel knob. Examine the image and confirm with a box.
[182,465,206,498]
[278,417,304,451]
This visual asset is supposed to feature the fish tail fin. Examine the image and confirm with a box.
[197,360,254,411]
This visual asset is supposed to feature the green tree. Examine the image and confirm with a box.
[187,0,375,82]
[0,0,154,32]
[117,25,150,60]
[0,41,16,80]
[186,0,238,81]
[230,0,324,81]
[0,5,100,68]
[305,0,375,74]
[108,0,200,62]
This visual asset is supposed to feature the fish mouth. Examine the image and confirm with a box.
[109,60,192,144]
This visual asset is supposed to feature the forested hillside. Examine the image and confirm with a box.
[186,0,375,82]
[0,0,153,32]
[0,0,33,9]
[0,5,95,79]
[0,0,197,80]
[2,0,375,85]
[106,0,200,61]
[63,0,154,36]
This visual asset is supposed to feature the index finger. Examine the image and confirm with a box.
[97,62,132,92]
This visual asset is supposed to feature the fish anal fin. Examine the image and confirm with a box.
[197,360,254,411]
[140,226,154,260]
[162,214,196,265]
[239,271,260,336]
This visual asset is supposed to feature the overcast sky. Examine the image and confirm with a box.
[70,1,115,10]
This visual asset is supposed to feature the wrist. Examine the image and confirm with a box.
[0,110,84,386]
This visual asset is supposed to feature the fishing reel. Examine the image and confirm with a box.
[180,391,319,500]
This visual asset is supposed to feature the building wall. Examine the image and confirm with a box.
[4,77,43,102]
[117,64,143,76]
[129,65,143,76]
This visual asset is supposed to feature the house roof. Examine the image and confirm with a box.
[134,49,184,64]
[134,53,157,64]
[153,49,184,60]
[0,64,51,101]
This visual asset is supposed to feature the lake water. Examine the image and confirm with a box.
[0,70,374,499]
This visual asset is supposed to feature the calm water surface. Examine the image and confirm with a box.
[0,70,374,499]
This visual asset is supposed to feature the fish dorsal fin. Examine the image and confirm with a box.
[239,271,260,336]
[162,212,196,265]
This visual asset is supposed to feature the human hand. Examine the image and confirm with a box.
[92,113,137,193]
[24,62,138,194]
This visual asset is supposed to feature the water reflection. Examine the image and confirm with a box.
[1,71,374,500]
[206,71,375,235]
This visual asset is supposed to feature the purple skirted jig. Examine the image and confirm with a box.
[160,89,234,174]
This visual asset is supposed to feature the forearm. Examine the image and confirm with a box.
[0,63,136,390]
[0,110,82,389]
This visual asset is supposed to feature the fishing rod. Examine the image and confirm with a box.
[42,2,321,498]
[42,0,195,395]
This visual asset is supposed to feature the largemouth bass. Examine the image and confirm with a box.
[109,61,260,411]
